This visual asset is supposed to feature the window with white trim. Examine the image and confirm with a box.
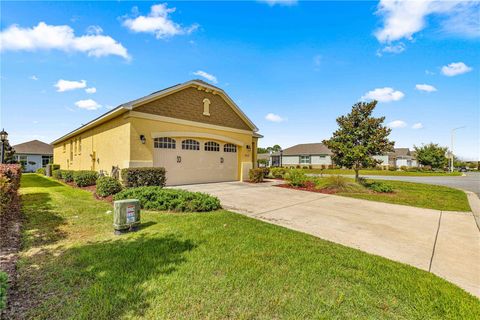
[204,141,220,152]
[182,139,200,150]
[42,156,52,167]
[154,137,176,149]
[223,143,237,153]
[299,155,311,164]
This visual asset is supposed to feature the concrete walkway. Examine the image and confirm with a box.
[179,181,480,297]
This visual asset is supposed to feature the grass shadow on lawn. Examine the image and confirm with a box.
[27,234,196,319]
[20,175,64,188]
[21,192,68,249]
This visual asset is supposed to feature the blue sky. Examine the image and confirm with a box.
[1,1,479,159]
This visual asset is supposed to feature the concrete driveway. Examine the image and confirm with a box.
[179,181,480,297]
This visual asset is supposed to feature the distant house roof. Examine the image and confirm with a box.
[389,148,415,159]
[257,153,271,160]
[13,140,53,155]
[282,143,333,156]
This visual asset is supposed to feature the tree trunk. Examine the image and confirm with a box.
[354,168,360,183]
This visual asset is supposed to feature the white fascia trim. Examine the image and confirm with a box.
[127,111,254,135]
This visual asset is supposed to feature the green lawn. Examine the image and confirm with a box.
[305,168,462,176]
[326,179,470,212]
[13,174,480,319]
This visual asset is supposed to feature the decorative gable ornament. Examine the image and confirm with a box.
[203,98,211,116]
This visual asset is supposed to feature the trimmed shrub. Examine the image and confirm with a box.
[73,170,98,187]
[388,166,396,171]
[285,169,307,187]
[52,169,63,180]
[36,167,46,175]
[62,170,74,182]
[249,168,264,183]
[0,271,7,311]
[270,167,287,179]
[114,187,221,212]
[121,167,166,188]
[366,181,394,193]
[0,164,21,218]
[96,176,122,197]
[262,167,270,178]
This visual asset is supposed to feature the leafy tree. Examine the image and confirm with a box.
[257,147,268,154]
[323,101,394,182]
[271,144,282,152]
[1,140,16,164]
[414,143,448,169]
[257,145,282,154]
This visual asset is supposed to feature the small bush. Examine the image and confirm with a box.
[52,169,62,179]
[285,169,307,187]
[0,271,7,311]
[270,167,287,179]
[62,170,74,182]
[400,166,408,171]
[249,168,264,183]
[388,166,396,171]
[366,181,394,193]
[114,187,221,212]
[96,176,123,197]
[322,175,349,190]
[262,167,270,178]
[73,170,98,187]
[0,164,21,217]
[36,167,46,175]
[121,167,166,188]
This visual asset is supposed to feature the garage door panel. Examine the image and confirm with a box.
[153,138,238,186]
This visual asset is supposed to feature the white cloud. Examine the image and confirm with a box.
[361,87,405,102]
[377,42,405,56]
[415,84,437,92]
[193,70,218,84]
[0,22,129,59]
[54,79,87,92]
[265,113,286,122]
[374,0,479,43]
[425,70,435,75]
[441,62,472,76]
[258,0,298,6]
[123,3,198,39]
[85,87,96,94]
[412,122,424,129]
[388,120,407,128]
[29,75,38,80]
[75,99,101,110]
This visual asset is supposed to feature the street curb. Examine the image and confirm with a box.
[465,191,480,232]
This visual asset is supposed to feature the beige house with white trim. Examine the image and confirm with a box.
[52,80,261,185]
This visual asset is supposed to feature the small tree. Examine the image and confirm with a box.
[323,101,394,182]
[414,143,448,169]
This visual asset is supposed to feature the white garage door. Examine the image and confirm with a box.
[153,137,238,186]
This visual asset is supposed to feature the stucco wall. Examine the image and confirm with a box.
[53,114,130,172]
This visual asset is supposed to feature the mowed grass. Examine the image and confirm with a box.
[312,178,471,212]
[305,168,462,176]
[15,174,480,319]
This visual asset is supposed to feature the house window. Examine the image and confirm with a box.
[224,143,237,153]
[182,139,200,150]
[78,137,82,154]
[203,98,211,116]
[204,141,220,152]
[63,143,66,153]
[42,156,52,167]
[299,155,311,164]
[154,137,176,149]
[70,140,73,161]
[74,139,77,155]
[17,155,27,166]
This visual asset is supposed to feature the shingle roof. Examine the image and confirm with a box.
[282,143,332,156]
[13,140,53,155]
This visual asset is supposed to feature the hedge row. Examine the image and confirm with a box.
[52,169,98,187]
[121,167,166,188]
[114,186,221,212]
[0,164,22,217]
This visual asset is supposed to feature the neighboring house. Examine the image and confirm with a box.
[261,143,390,168]
[52,80,261,186]
[388,148,418,168]
[12,140,53,172]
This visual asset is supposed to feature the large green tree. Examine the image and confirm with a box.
[323,101,394,182]
[414,143,448,169]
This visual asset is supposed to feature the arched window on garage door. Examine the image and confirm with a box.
[204,141,220,152]
[182,139,200,150]
[224,143,237,153]
[154,137,176,149]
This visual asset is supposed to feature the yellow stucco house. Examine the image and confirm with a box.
[52,80,262,185]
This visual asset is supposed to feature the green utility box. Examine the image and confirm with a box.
[113,199,141,234]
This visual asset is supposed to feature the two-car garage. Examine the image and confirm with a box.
[153,136,239,185]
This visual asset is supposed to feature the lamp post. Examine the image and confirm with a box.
[450,126,466,172]
[0,129,8,164]
[279,149,283,168]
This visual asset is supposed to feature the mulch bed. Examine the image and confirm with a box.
[64,181,113,203]
[275,181,338,194]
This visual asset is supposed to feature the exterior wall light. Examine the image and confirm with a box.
[177,156,182,163]
[140,135,146,144]
[246,144,251,150]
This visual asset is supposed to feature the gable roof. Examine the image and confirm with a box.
[282,143,333,156]
[52,80,259,144]
[388,148,412,157]
[13,140,53,155]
